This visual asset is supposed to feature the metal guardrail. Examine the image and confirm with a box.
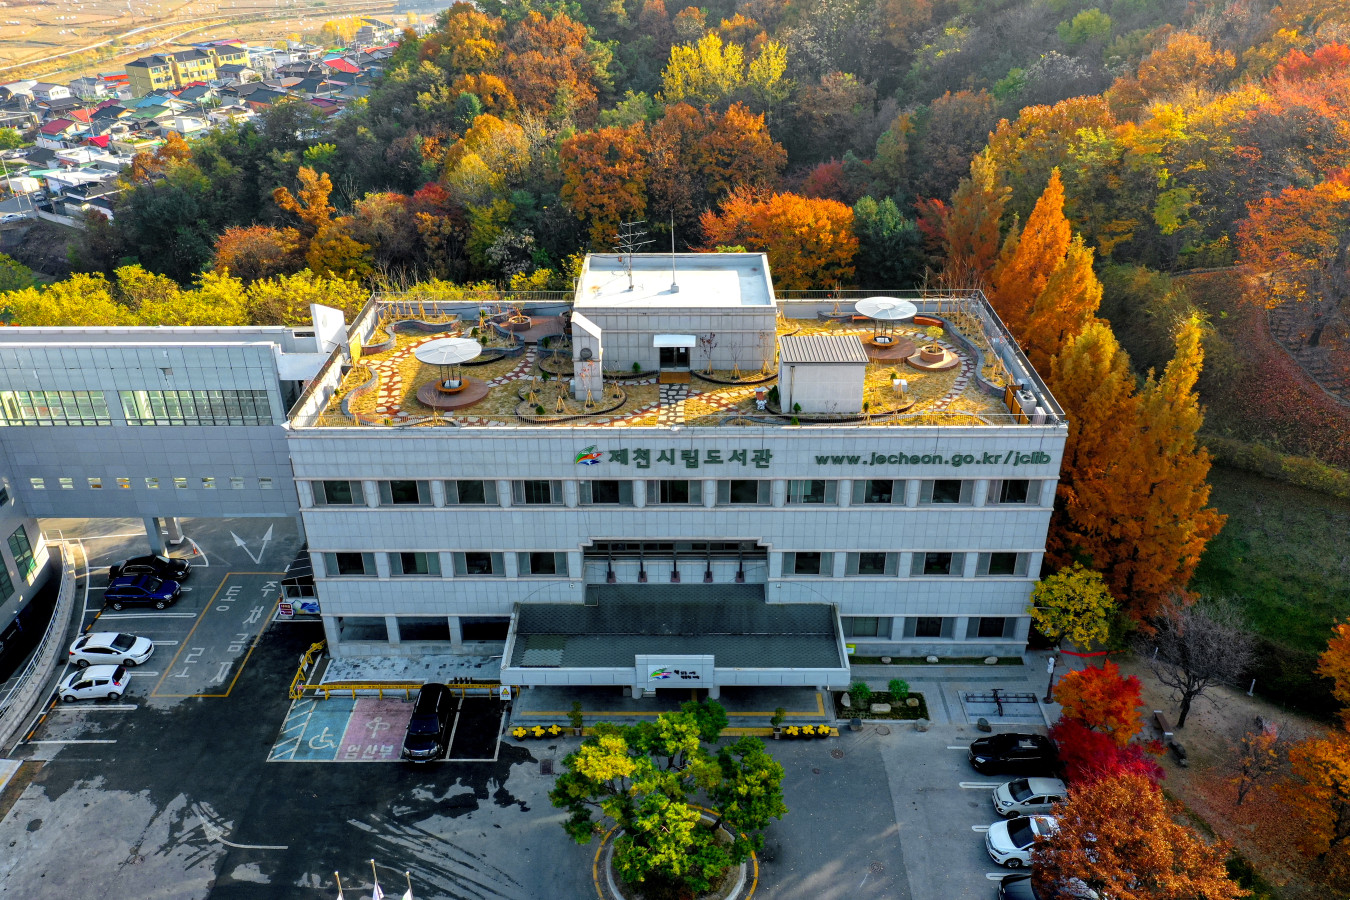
[286,640,327,699]
[287,641,502,699]
[0,544,75,750]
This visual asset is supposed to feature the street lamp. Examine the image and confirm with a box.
[1042,653,1057,704]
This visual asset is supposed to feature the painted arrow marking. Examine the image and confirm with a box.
[230,524,273,565]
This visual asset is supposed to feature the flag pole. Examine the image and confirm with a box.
[370,859,382,899]
[404,871,413,899]
[335,871,345,900]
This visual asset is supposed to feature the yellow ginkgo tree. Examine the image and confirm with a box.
[1028,563,1117,650]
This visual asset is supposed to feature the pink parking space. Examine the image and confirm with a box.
[336,697,415,762]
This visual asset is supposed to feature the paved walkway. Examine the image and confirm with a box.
[511,684,833,729]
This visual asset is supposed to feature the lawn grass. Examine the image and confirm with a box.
[1191,465,1350,715]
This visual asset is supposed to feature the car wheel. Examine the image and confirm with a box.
[1006,859,1023,869]
[76,659,90,668]
[62,694,76,703]
[154,600,167,610]
[107,692,121,701]
[110,601,124,611]
[122,658,137,667]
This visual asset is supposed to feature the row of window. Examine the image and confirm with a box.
[0,524,38,603]
[0,390,273,427]
[29,476,275,491]
[307,478,1044,509]
[318,550,1029,579]
[843,615,1017,640]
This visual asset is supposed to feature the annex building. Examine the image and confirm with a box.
[0,253,1065,699]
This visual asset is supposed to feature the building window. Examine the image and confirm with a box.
[8,526,36,580]
[29,477,43,490]
[0,565,12,603]
[116,477,131,489]
[513,480,561,505]
[783,551,833,576]
[852,479,904,504]
[843,616,891,638]
[378,480,431,506]
[259,477,274,490]
[846,552,897,576]
[0,485,8,504]
[58,477,73,489]
[977,552,1028,577]
[904,616,953,639]
[990,479,1041,505]
[390,551,440,576]
[919,479,971,505]
[453,551,504,576]
[337,616,388,641]
[145,477,159,489]
[648,479,701,505]
[518,551,568,576]
[445,480,497,505]
[313,480,361,506]
[911,551,965,577]
[201,477,215,489]
[461,617,510,641]
[787,479,837,504]
[173,477,189,489]
[229,476,245,490]
[119,389,273,426]
[0,390,111,426]
[398,617,451,642]
[323,552,375,577]
[969,617,1012,640]
[579,480,633,506]
[717,480,771,505]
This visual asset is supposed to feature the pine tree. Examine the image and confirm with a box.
[990,168,1071,333]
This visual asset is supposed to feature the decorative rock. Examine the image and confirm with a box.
[984,656,999,665]
[870,703,891,714]
[880,656,892,664]
[907,697,920,708]
[850,717,863,732]
[915,718,930,732]
[977,717,992,732]
[840,693,852,709]
[926,655,940,664]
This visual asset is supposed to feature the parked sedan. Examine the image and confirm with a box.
[68,632,154,668]
[57,664,128,702]
[969,732,1060,775]
[104,576,180,611]
[996,873,1101,900]
[109,553,192,582]
[986,815,1058,868]
[401,683,454,762]
[993,777,1069,818]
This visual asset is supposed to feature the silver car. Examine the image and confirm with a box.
[992,776,1068,817]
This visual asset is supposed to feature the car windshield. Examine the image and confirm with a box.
[153,555,171,563]
[1009,780,1033,802]
[407,714,439,735]
[1007,818,1035,848]
[111,634,136,650]
[143,578,162,590]
[112,666,126,680]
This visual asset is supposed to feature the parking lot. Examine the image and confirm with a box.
[0,516,1045,900]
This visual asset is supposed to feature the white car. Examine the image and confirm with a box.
[986,814,1058,867]
[69,632,153,668]
[993,777,1069,817]
[0,212,25,223]
[57,664,128,702]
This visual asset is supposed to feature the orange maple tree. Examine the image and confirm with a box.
[560,124,651,246]
[917,148,1008,289]
[1035,773,1243,899]
[1021,234,1103,373]
[699,190,857,290]
[1285,730,1350,868]
[1052,660,1145,747]
[1317,618,1350,726]
[502,10,601,120]
[1237,168,1350,308]
[272,167,372,279]
[212,225,303,283]
[989,168,1071,333]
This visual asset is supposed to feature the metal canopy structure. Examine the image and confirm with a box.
[855,296,918,344]
[414,337,483,389]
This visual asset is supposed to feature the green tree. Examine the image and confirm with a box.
[0,253,35,293]
[1057,9,1112,48]
[853,196,923,288]
[709,736,787,860]
[1029,563,1117,649]
[0,128,23,151]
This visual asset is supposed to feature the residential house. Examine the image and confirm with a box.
[163,116,210,138]
[215,63,257,86]
[67,76,109,100]
[126,49,217,97]
[36,118,82,150]
[31,83,71,103]
[0,82,35,102]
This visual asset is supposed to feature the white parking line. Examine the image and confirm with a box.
[88,586,106,591]
[78,532,147,540]
[972,825,991,833]
[986,873,1010,881]
[126,671,161,676]
[960,782,1003,789]
[51,704,138,712]
[186,536,209,567]
[29,739,117,744]
[98,613,198,619]
[947,746,968,750]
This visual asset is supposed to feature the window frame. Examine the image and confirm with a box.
[454,551,505,577]
[512,480,562,506]
[911,551,966,577]
[313,479,362,506]
[786,479,837,505]
[518,551,568,577]
[977,551,1028,577]
[390,551,441,577]
[717,479,772,505]
[783,551,833,577]
[919,479,972,505]
[378,480,431,506]
[323,551,376,577]
[445,479,497,505]
[578,480,633,506]
[0,390,111,426]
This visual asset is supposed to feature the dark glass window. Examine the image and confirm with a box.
[977,617,1007,639]
[856,552,888,575]
[914,617,943,638]
[930,480,962,503]
[999,480,1031,504]
[986,552,1019,576]
[922,552,953,576]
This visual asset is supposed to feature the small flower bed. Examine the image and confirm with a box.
[777,724,835,739]
[511,724,565,739]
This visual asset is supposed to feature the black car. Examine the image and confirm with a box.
[997,874,1100,900]
[969,732,1059,776]
[109,554,192,583]
[401,683,455,762]
[104,576,181,611]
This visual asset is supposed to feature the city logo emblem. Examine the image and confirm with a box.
[575,445,602,465]
[649,668,673,680]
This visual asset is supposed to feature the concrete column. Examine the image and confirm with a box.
[1027,551,1045,580]
[564,479,579,508]
[439,551,455,578]
[497,479,513,508]
[973,479,989,508]
[832,552,848,578]
[567,550,583,579]
[953,616,971,642]
[430,480,446,507]
[1040,479,1058,507]
[322,615,341,650]
[771,479,787,508]
[362,480,379,508]
[386,615,401,644]
[373,552,391,578]
[631,683,643,699]
[142,516,166,554]
[838,479,851,508]
[295,480,314,508]
[905,479,921,507]
[962,552,979,579]
[503,552,519,578]
[707,682,721,700]
[702,478,716,509]
[163,516,184,545]
[633,479,646,508]
[898,552,912,578]
[310,551,326,578]
[768,552,783,579]
[448,616,463,650]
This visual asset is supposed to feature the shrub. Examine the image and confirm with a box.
[568,700,583,729]
[888,678,909,700]
[767,385,780,406]
[770,706,786,728]
[849,680,872,707]
[632,361,642,373]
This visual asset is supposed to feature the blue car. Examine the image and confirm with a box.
[104,576,181,611]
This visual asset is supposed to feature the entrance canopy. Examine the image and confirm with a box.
[652,334,697,348]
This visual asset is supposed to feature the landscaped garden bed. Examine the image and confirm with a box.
[839,679,929,720]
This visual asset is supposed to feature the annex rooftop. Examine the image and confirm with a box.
[289,254,1063,430]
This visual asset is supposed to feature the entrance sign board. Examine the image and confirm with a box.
[636,654,713,688]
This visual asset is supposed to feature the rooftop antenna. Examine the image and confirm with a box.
[613,220,651,291]
[669,211,679,294]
